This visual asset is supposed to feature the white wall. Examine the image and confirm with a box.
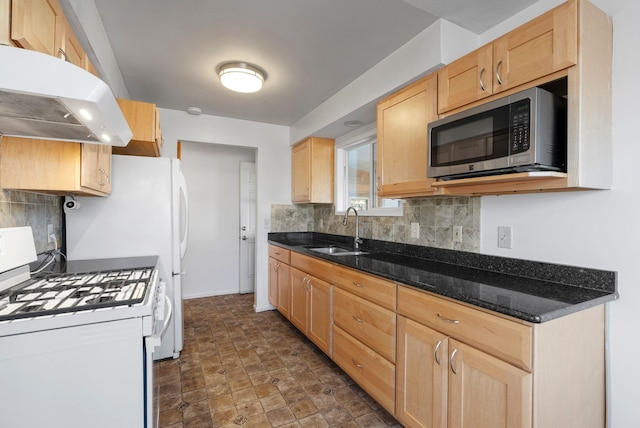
[179,142,255,298]
[159,109,290,311]
[478,0,639,426]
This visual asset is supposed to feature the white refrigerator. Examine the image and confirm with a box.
[65,155,189,360]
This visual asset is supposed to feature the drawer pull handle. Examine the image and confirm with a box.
[352,281,364,288]
[434,340,443,365]
[450,348,458,375]
[352,315,365,323]
[352,358,364,369]
[437,313,459,324]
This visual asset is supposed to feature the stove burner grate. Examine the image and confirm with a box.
[0,266,155,321]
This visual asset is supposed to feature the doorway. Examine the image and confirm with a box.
[179,142,256,298]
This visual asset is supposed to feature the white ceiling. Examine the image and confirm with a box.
[90,0,540,130]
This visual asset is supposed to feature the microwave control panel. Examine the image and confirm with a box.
[510,99,530,153]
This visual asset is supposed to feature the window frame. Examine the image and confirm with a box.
[334,123,403,217]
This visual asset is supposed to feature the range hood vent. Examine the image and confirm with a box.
[0,45,132,146]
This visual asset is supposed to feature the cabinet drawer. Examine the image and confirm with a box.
[333,265,396,310]
[332,325,395,414]
[397,286,532,371]
[333,287,396,363]
[290,252,333,283]
[268,245,290,264]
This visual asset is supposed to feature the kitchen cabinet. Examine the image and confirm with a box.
[432,0,612,195]
[114,99,163,157]
[396,285,606,428]
[0,0,13,46]
[376,73,440,198]
[291,137,334,204]
[290,266,332,355]
[289,252,333,355]
[331,265,397,415]
[438,0,577,114]
[10,0,65,57]
[0,136,112,195]
[268,245,291,319]
[396,316,531,428]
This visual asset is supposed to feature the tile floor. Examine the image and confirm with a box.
[155,293,402,427]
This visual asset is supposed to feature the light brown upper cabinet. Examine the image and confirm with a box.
[0,136,112,196]
[291,137,334,204]
[438,0,577,114]
[114,99,163,157]
[0,0,14,46]
[433,0,612,195]
[10,0,65,57]
[7,0,97,74]
[376,73,440,198]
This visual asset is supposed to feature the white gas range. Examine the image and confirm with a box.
[0,227,170,428]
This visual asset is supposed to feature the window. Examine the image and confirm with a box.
[335,124,402,216]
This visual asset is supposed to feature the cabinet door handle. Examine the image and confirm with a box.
[437,313,459,324]
[434,340,443,365]
[274,263,280,272]
[450,348,458,375]
[496,60,503,85]
[352,358,364,369]
[352,314,365,323]
[352,281,364,288]
[479,68,486,92]
[376,176,381,192]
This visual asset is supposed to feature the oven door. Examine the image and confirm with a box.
[146,279,173,428]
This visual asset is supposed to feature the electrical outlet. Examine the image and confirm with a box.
[497,226,512,249]
[410,222,420,239]
[47,224,54,243]
[319,219,324,229]
[453,225,463,243]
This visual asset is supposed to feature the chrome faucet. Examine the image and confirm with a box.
[343,206,363,249]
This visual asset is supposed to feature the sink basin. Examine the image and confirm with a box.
[309,246,368,256]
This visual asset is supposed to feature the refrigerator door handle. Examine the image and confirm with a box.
[179,171,189,260]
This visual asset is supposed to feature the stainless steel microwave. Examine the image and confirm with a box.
[427,87,566,180]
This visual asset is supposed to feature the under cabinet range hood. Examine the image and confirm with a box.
[0,45,132,146]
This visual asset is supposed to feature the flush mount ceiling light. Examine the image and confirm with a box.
[217,62,266,93]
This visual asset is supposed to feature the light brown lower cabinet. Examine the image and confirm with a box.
[332,325,396,414]
[396,285,606,428]
[268,246,291,319]
[289,256,333,356]
[396,315,532,428]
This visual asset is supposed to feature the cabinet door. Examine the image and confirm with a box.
[291,140,311,203]
[308,276,332,355]
[268,258,279,307]
[60,20,86,67]
[376,73,439,198]
[396,316,448,428]
[289,267,308,332]
[492,0,577,94]
[437,44,493,113]
[81,144,112,193]
[276,263,291,319]
[448,339,532,428]
[1,0,13,46]
[11,0,64,56]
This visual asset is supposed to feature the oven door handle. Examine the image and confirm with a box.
[155,295,173,347]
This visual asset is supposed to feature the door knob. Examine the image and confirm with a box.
[241,226,247,231]
[241,236,247,240]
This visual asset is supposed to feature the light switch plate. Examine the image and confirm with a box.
[498,226,512,249]
[410,222,420,239]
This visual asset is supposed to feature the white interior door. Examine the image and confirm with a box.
[239,161,256,294]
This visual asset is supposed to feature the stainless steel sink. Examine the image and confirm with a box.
[309,246,368,256]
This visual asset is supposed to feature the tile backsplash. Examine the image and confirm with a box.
[271,196,480,252]
[0,189,63,254]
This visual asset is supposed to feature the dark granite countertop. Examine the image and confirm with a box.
[268,232,618,323]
